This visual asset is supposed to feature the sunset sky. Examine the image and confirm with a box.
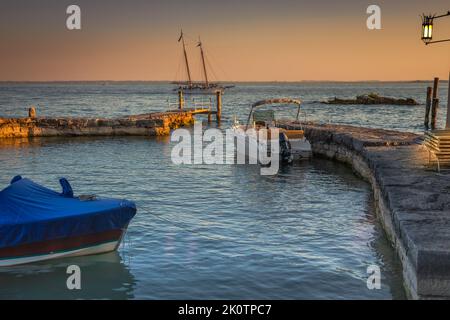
[0,0,449,81]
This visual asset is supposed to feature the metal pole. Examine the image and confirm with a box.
[434,11,450,19]
[425,39,450,45]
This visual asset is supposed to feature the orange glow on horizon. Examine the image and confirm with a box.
[0,1,449,81]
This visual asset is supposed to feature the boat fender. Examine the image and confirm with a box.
[10,175,22,184]
[59,178,74,198]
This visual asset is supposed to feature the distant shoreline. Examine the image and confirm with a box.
[0,80,447,84]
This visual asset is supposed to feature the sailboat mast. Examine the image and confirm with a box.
[198,38,209,87]
[180,31,192,87]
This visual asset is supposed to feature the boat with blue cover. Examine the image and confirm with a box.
[0,176,136,266]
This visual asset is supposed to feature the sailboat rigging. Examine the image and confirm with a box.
[173,30,234,94]
[197,37,209,88]
[178,30,193,88]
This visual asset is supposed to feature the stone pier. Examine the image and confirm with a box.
[282,122,450,299]
[0,110,194,139]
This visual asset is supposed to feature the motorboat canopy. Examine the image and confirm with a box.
[246,98,302,129]
[251,98,301,108]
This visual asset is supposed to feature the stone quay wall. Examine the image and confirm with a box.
[282,122,449,299]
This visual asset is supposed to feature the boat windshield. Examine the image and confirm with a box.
[253,110,275,124]
[246,99,302,129]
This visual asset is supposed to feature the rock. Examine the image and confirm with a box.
[136,119,159,127]
[323,93,419,105]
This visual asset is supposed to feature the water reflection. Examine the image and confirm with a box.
[0,251,136,300]
[0,131,406,299]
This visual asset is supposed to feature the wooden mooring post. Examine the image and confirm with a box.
[28,106,37,119]
[446,72,450,129]
[176,89,222,124]
[216,90,222,124]
[425,87,432,129]
[431,77,440,130]
[178,90,184,110]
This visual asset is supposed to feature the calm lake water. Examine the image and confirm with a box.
[1,81,446,299]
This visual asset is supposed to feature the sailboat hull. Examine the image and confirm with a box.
[174,85,226,94]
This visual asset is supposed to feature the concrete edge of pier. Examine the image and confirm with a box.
[282,122,450,299]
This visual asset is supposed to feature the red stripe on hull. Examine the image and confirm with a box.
[0,229,123,259]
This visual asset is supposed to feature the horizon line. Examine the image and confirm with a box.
[0,79,447,83]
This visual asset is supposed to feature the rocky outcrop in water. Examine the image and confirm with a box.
[323,93,419,105]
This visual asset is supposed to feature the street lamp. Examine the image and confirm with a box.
[420,10,450,129]
[421,16,433,42]
[421,11,450,45]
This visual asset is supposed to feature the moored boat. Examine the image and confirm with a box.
[0,176,136,266]
[232,98,312,163]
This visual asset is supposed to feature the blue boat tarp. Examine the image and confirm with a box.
[0,177,136,249]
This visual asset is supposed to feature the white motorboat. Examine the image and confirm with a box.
[231,98,312,163]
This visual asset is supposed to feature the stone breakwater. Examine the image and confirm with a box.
[282,122,450,299]
[0,111,194,138]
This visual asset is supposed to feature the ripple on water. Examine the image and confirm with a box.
[0,136,406,299]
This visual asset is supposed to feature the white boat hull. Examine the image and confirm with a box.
[289,138,313,160]
[232,126,312,163]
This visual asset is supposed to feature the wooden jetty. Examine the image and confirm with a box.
[175,89,222,123]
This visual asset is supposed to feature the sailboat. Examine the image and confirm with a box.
[173,30,234,94]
